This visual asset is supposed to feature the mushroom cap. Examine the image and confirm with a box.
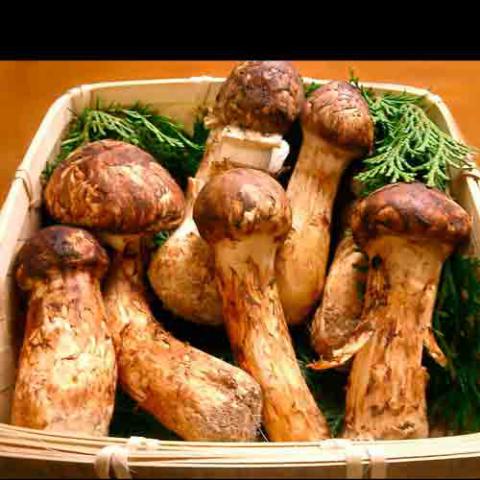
[193,168,292,244]
[44,140,186,235]
[302,81,374,154]
[351,182,471,248]
[213,61,304,135]
[16,225,109,289]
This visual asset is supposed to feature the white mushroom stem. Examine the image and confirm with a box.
[276,131,357,325]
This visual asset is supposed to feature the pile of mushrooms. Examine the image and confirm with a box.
[10,60,474,443]
[14,140,262,440]
[148,61,303,327]
[193,168,330,440]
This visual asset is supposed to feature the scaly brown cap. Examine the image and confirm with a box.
[302,81,374,154]
[193,168,291,243]
[16,225,109,289]
[213,61,304,135]
[351,182,471,248]
[44,140,185,235]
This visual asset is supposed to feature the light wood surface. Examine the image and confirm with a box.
[1,60,480,204]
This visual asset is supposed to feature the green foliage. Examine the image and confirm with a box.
[427,254,480,433]
[152,231,170,248]
[42,101,209,188]
[293,329,346,436]
[303,81,322,98]
[349,74,474,195]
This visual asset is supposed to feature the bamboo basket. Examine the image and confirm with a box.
[0,76,480,479]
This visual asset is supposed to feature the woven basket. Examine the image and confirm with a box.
[0,77,479,479]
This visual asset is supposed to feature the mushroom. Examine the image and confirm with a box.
[193,168,330,441]
[44,140,263,441]
[11,225,117,435]
[342,182,471,440]
[276,81,374,325]
[148,61,303,326]
[309,200,369,368]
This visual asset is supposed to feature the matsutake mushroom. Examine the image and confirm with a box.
[193,168,330,441]
[148,60,303,326]
[276,81,374,325]
[309,200,369,369]
[12,226,117,435]
[44,140,263,441]
[342,182,471,440]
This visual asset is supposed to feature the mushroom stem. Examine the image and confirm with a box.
[103,236,263,441]
[194,168,330,441]
[276,80,374,326]
[12,227,116,436]
[215,236,329,440]
[343,238,449,440]
[192,128,232,182]
[309,230,369,370]
[277,133,354,326]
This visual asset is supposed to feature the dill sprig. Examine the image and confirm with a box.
[42,100,209,188]
[349,74,475,195]
[427,253,480,434]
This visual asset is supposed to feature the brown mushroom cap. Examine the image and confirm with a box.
[193,168,292,244]
[16,225,109,289]
[351,182,472,248]
[44,140,186,235]
[213,61,304,135]
[302,81,374,154]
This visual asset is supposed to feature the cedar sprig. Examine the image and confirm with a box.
[42,100,209,188]
[349,74,475,195]
[426,253,480,434]
[356,101,472,194]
